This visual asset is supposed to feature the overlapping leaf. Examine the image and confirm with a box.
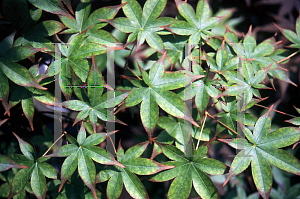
[164,0,224,46]
[59,0,126,41]
[177,62,221,112]
[102,0,175,53]
[0,32,48,117]
[62,54,128,132]
[97,140,174,199]
[7,133,57,199]
[150,137,227,199]
[213,55,272,105]
[46,123,124,199]
[123,53,203,141]
[153,113,213,157]
[48,175,102,199]
[214,97,257,137]
[8,65,58,130]
[224,26,296,88]
[219,105,300,199]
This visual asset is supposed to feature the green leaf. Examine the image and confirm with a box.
[78,149,97,199]
[28,0,73,18]
[10,166,34,196]
[75,1,91,32]
[97,141,173,199]
[192,165,218,199]
[85,3,126,31]
[165,0,223,43]
[0,69,9,112]
[123,158,174,175]
[12,132,35,161]
[258,148,300,176]
[59,151,78,192]
[155,139,226,199]
[122,141,149,163]
[21,96,34,131]
[104,0,172,53]
[25,20,65,37]
[87,54,104,107]
[0,62,46,90]
[63,100,90,111]
[121,167,149,198]
[0,31,15,55]
[0,155,28,172]
[106,171,123,199]
[31,165,47,199]
[220,106,300,199]
[168,164,193,199]
[38,163,57,179]
[140,90,159,139]
[251,149,272,199]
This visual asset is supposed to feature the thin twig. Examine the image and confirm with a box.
[206,112,238,135]
[277,50,300,64]
[107,134,117,155]
[42,131,67,157]
[255,103,297,118]
[122,43,136,75]
[196,111,208,150]
[126,66,142,80]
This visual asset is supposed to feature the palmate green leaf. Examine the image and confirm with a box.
[177,63,220,112]
[150,137,227,199]
[46,123,124,199]
[63,55,128,132]
[164,0,224,45]
[124,54,202,140]
[275,14,300,48]
[59,32,110,99]
[97,141,173,199]
[103,0,175,53]
[60,0,125,34]
[216,63,271,105]
[8,134,57,199]
[219,106,300,199]
[224,26,296,87]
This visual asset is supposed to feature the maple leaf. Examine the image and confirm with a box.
[101,0,175,53]
[219,105,300,199]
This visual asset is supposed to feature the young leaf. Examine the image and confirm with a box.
[150,136,227,199]
[102,0,175,53]
[124,54,202,141]
[63,54,128,132]
[164,0,224,46]
[219,105,300,199]
[46,126,124,199]
[97,141,173,199]
[8,135,57,199]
